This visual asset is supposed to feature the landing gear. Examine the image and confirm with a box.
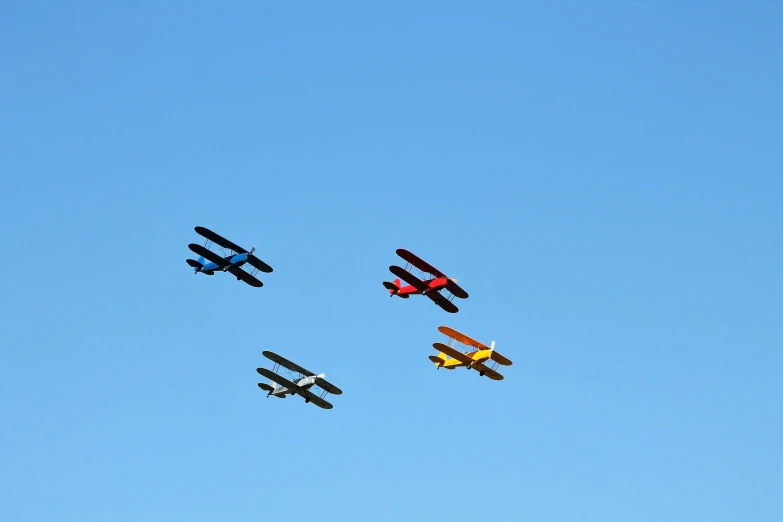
[480,371,485,377]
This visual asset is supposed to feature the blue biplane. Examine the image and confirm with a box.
[186,226,273,288]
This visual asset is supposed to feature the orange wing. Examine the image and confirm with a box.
[437,326,489,350]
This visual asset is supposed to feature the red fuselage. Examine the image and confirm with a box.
[395,276,449,296]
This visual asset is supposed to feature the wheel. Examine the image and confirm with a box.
[305,398,310,403]
[480,371,485,376]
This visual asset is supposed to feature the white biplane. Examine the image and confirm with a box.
[257,351,343,410]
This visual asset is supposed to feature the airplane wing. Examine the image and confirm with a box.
[396,249,446,278]
[432,342,473,366]
[246,255,273,273]
[437,326,488,350]
[300,388,333,409]
[426,291,459,313]
[315,377,342,395]
[472,361,504,381]
[188,243,229,268]
[389,265,429,292]
[228,266,263,287]
[257,367,302,391]
[490,351,513,366]
[262,351,315,377]
[195,226,248,253]
[445,279,469,299]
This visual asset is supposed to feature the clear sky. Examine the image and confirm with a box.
[1,2,782,521]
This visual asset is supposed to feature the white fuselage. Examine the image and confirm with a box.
[269,373,325,398]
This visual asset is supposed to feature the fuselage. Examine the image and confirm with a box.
[197,252,250,273]
[397,276,449,296]
[268,373,325,398]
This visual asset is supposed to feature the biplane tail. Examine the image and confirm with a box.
[186,257,205,273]
[382,278,403,297]
[428,352,448,368]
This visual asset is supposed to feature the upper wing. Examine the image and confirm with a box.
[315,377,342,395]
[262,351,315,377]
[246,255,273,273]
[445,279,469,299]
[437,326,488,349]
[432,342,473,366]
[195,226,248,254]
[490,351,513,366]
[228,266,263,288]
[188,243,229,268]
[426,291,459,313]
[257,367,302,391]
[389,265,428,292]
[396,249,445,278]
[301,388,333,409]
[472,361,504,381]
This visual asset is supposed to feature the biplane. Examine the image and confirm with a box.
[256,351,342,410]
[186,226,273,288]
[382,249,468,313]
[429,326,512,380]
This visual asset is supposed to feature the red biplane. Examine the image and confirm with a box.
[382,249,469,313]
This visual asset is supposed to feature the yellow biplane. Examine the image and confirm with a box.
[429,326,513,380]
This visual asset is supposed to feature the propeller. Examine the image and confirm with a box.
[250,245,257,255]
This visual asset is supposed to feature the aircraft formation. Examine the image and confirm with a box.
[186,226,513,410]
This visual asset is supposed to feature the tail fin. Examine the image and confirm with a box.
[383,278,402,296]
[186,258,204,272]
[428,352,448,368]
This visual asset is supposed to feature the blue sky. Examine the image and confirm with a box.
[1,2,782,521]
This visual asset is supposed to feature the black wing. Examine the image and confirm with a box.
[426,291,459,313]
[301,388,333,409]
[315,377,342,395]
[195,226,247,254]
[188,244,229,268]
[246,255,273,273]
[389,265,428,292]
[445,280,469,299]
[228,266,263,287]
[257,368,301,391]
[262,351,315,376]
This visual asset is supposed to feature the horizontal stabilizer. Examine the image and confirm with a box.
[186,259,202,268]
[257,383,274,392]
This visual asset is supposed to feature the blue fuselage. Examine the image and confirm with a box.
[199,252,249,273]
